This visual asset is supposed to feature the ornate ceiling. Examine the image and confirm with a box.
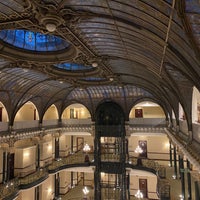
[0,0,200,123]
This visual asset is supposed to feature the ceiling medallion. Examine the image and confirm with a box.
[36,14,65,32]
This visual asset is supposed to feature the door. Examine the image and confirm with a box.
[0,107,2,122]
[139,140,147,158]
[139,179,147,198]
[77,137,84,152]
[135,108,143,118]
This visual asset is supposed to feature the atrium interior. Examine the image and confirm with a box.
[0,1,200,200]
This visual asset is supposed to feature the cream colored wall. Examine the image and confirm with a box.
[59,135,71,157]
[40,175,54,200]
[130,174,158,199]
[15,146,36,168]
[129,106,165,118]
[17,188,35,200]
[43,105,58,120]
[0,102,8,122]
[62,104,91,119]
[40,140,53,167]
[14,103,39,121]
[128,135,169,162]
[59,171,71,194]
[84,172,94,187]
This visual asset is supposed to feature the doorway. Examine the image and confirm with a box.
[138,140,147,158]
[76,137,84,152]
[139,178,147,198]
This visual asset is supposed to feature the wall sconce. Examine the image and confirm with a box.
[82,186,89,195]
[47,144,52,151]
[134,145,143,154]
[83,143,91,153]
[24,152,30,157]
[135,190,143,198]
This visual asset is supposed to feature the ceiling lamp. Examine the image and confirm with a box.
[45,23,57,32]
[92,62,98,68]
[36,13,64,33]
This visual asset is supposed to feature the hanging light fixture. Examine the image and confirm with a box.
[135,190,143,198]
[83,143,91,153]
[134,145,143,154]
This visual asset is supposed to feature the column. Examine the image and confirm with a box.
[94,136,101,200]
[2,151,6,183]
[187,160,192,200]
[121,137,127,200]
[55,137,60,160]
[195,181,200,200]
[179,154,185,199]
[169,141,173,167]
[54,173,60,199]
[173,146,178,178]
[37,143,40,170]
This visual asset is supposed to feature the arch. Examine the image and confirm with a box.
[192,86,200,124]
[62,103,91,119]
[14,101,39,122]
[129,100,165,119]
[0,101,9,122]
[43,104,59,120]
[95,101,125,126]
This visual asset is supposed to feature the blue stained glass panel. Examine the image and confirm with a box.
[0,29,69,52]
[55,63,93,71]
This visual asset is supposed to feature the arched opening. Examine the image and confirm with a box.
[0,102,9,122]
[129,101,165,126]
[13,101,39,129]
[43,104,59,120]
[129,101,165,119]
[14,101,39,121]
[62,103,91,119]
[192,86,200,124]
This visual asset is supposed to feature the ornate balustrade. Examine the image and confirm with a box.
[0,169,48,199]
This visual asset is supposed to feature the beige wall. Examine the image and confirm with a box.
[62,104,91,119]
[40,140,53,167]
[40,175,54,200]
[59,135,71,157]
[43,105,58,120]
[129,106,165,118]
[0,102,8,122]
[130,173,158,199]
[128,135,169,162]
[15,103,39,121]
[59,171,71,194]
[14,146,36,177]
[17,188,35,200]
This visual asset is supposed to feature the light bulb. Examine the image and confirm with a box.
[46,23,57,32]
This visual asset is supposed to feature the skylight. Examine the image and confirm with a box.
[55,63,93,71]
[0,30,69,52]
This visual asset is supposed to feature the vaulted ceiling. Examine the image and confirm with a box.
[0,0,200,123]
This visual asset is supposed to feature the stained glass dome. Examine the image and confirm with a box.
[0,29,69,52]
[55,63,93,71]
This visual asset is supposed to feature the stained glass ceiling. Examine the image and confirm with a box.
[0,30,69,52]
[55,63,93,71]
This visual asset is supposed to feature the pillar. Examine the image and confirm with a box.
[187,160,192,200]
[195,181,200,200]
[2,151,6,183]
[179,154,185,199]
[94,136,101,200]
[54,173,60,199]
[173,146,178,178]
[169,141,173,167]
